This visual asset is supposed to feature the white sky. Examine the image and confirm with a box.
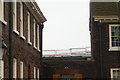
[36,0,90,50]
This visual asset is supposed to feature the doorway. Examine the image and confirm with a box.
[61,74,74,80]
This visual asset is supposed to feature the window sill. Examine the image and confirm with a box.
[20,36,26,40]
[109,48,120,51]
[38,49,41,52]
[28,41,32,46]
[34,46,37,49]
[13,30,19,35]
[0,19,7,25]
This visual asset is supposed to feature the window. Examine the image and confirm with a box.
[20,61,23,79]
[20,2,25,39]
[27,11,32,45]
[34,67,36,79]
[37,24,40,51]
[37,68,39,79]
[13,0,19,34]
[109,24,120,51]
[0,0,7,25]
[33,19,37,49]
[111,68,120,80]
[0,60,4,79]
[13,58,17,79]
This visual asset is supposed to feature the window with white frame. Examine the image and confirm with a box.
[13,0,19,34]
[20,2,25,39]
[33,19,37,49]
[37,24,40,51]
[34,67,36,79]
[0,0,4,21]
[20,61,23,79]
[27,11,32,45]
[0,0,7,25]
[109,24,120,51]
[111,68,120,79]
[0,60,4,79]
[13,58,17,79]
[37,68,39,79]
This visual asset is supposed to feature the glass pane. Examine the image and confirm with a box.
[118,32,120,36]
[112,42,116,47]
[112,37,118,41]
[115,32,119,36]
[111,27,115,32]
[118,42,120,46]
[114,27,118,32]
[112,32,115,36]
[117,70,120,76]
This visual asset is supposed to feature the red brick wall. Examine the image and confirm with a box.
[2,2,43,79]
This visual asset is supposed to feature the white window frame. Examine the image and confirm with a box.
[109,24,120,51]
[20,61,23,79]
[20,2,25,40]
[27,11,32,45]
[0,0,7,25]
[34,67,36,79]
[37,68,39,79]
[33,19,37,49]
[13,58,17,79]
[110,68,120,79]
[13,0,19,35]
[37,24,40,51]
[0,60,4,80]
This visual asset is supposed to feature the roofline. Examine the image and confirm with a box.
[23,0,47,23]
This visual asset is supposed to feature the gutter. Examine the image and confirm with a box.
[39,23,44,80]
[97,21,103,79]
[9,2,13,79]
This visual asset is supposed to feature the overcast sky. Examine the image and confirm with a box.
[36,0,90,50]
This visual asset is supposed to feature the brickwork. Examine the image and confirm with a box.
[42,2,120,80]
[1,1,46,79]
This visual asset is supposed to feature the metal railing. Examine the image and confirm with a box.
[42,47,91,57]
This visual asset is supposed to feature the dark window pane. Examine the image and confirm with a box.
[112,42,116,46]
[111,27,115,32]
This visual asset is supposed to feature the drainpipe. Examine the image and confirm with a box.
[9,2,13,79]
[40,23,44,80]
[97,21,103,79]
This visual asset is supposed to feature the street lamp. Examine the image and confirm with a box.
[0,37,7,60]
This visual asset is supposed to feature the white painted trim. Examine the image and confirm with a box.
[20,36,26,40]
[20,2,25,39]
[37,24,40,51]
[0,19,7,25]
[0,60,4,80]
[20,61,23,79]
[38,49,41,52]
[13,30,19,35]
[0,0,4,21]
[31,1,46,21]
[109,24,120,51]
[37,68,39,79]
[110,68,120,79]
[13,1,19,35]
[27,11,32,44]
[33,19,37,48]
[0,0,7,25]
[13,58,17,79]
[93,16,119,22]
[34,67,36,79]
[28,41,32,46]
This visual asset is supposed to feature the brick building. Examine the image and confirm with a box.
[0,0,46,79]
[42,1,120,80]
[90,1,120,79]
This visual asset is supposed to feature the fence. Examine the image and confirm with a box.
[43,47,91,57]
